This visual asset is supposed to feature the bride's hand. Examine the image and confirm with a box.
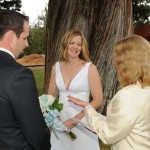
[63,119,77,130]
[67,95,89,108]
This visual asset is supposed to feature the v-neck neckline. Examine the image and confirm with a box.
[58,62,86,91]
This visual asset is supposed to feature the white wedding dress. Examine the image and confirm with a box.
[50,62,100,150]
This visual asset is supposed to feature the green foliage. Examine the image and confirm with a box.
[24,7,48,55]
[0,0,21,11]
[133,0,150,25]
[25,26,46,54]
[49,97,63,112]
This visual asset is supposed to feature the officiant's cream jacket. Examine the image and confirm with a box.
[85,82,150,150]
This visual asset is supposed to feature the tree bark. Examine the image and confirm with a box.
[44,0,133,114]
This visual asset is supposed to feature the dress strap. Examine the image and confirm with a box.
[55,61,61,77]
[85,62,92,67]
[82,62,92,75]
[55,61,59,70]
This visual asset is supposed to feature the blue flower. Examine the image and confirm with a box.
[39,94,77,141]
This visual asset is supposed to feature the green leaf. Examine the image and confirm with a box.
[49,97,63,112]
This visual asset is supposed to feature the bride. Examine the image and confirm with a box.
[48,29,103,150]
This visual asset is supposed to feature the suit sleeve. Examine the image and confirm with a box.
[84,89,137,145]
[10,67,50,150]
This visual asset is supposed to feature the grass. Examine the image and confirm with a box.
[32,69,45,96]
[100,140,111,150]
[32,69,111,150]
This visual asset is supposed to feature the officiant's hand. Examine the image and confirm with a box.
[68,95,89,108]
[63,119,77,130]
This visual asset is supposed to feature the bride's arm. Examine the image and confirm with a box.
[88,64,103,109]
[48,64,59,97]
[63,111,85,129]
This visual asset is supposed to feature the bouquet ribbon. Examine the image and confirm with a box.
[39,94,77,140]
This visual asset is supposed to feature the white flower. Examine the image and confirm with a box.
[47,95,55,106]
[39,94,77,141]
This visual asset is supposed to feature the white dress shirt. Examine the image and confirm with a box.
[0,48,15,59]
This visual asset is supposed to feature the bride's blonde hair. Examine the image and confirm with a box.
[60,29,90,62]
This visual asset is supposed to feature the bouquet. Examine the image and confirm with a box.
[39,94,77,141]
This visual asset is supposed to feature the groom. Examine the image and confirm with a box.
[0,10,50,150]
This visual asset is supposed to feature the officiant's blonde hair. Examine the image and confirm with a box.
[113,35,150,87]
[60,29,90,62]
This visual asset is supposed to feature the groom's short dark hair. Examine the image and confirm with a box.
[0,10,29,39]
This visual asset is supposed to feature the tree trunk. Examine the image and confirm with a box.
[44,0,133,114]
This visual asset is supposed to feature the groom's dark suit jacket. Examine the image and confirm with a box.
[0,51,50,150]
